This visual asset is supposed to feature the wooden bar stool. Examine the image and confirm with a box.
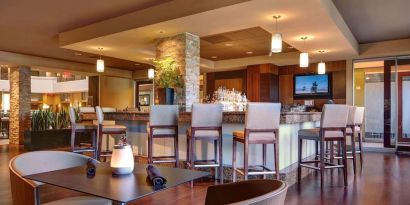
[95,106,127,160]
[69,107,98,158]
[232,103,281,181]
[297,104,349,188]
[187,103,223,182]
[147,105,179,167]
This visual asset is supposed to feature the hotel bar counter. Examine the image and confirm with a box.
[82,111,321,178]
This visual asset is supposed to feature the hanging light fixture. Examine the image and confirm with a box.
[299,37,309,68]
[148,68,155,79]
[96,48,105,73]
[317,50,326,74]
[270,15,282,55]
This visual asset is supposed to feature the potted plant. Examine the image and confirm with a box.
[24,108,90,150]
[153,57,184,105]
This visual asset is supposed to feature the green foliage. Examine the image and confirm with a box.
[153,57,184,88]
[31,109,71,131]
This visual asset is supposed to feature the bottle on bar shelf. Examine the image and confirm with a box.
[204,87,247,111]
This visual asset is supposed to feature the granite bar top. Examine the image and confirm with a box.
[81,111,321,124]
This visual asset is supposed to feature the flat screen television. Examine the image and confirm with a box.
[293,74,332,99]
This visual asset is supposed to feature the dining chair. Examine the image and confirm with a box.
[95,106,127,160]
[69,107,98,159]
[232,103,281,181]
[9,151,111,205]
[297,104,349,187]
[205,179,288,205]
[147,105,179,167]
[186,103,223,182]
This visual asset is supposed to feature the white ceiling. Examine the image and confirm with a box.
[60,0,359,70]
[332,0,410,43]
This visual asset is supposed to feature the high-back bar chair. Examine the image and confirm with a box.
[346,106,365,172]
[186,103,224,182]
[232,103,281,181]
[95,106,127,160]
[147,105,179,167]
[297,104,349,187]
[69,107,98,159]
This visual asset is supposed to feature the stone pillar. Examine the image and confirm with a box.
[9,66,31,145]
[156,32,200,109]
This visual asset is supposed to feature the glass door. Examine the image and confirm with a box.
[354,58,397,148]
[397,57,410,147]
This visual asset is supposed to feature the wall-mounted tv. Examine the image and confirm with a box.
[293,74,332,99]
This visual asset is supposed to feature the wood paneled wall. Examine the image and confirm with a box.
[206,64,279,102]
[247,63,279,102]
[88,76,99,107]
[206,70,247,96]
[278,60,346,108]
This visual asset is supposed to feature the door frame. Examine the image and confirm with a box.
[397,71,410,143]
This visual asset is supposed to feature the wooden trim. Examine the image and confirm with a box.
[384,60,394,147]
[9,156,38,205]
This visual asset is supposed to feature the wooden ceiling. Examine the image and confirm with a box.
[200,27,298,60]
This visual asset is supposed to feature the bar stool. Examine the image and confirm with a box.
[232,103,281,181]
[95,106,127,160]
[297,104,349,187]
[147,105,179,167]
[69,107,98,158]
[186,103,223,181]
[346,106,365,172]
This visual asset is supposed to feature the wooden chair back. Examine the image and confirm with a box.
[205,179,288,205]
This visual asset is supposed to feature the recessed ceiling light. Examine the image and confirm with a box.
[74,52,82,56]
[365,76,370,80]
[225,43,233,46]
[211,56,218,59]
[246,51,253,54]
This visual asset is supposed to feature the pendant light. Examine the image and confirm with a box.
[299,37,309,68]
[96,48,105,73]
[270,15,282,55]
[148,68,155,79]
[317,50,326,74]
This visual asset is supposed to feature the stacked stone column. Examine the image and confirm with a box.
[156,32,200,109]
[9,66,31,145]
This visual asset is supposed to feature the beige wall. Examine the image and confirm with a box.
[99,76,134,109]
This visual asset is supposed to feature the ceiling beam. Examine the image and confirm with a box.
[0,51,133,78]
[59,0,250,46]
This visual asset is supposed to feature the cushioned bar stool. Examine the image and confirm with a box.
[297,104,349,187]
[335,106,365,174]
[186,103,223,181]
[147,105,179,167]
[232,103,281,181]
[69,107,98,159]
[95,106,127,160]
[9,151,111,205]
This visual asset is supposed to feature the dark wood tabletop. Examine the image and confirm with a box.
[24,163,209,204]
